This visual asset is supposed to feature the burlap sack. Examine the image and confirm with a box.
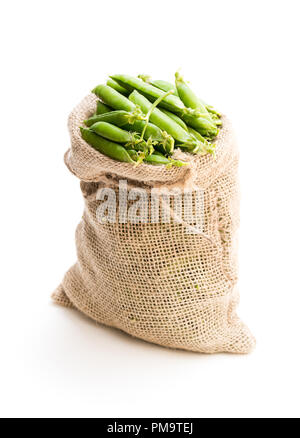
[52,94,255,354]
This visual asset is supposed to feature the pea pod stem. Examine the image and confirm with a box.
[140,89,174,142]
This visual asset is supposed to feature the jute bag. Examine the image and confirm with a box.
[52,94,255,354]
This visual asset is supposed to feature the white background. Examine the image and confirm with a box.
[0,0,299,418]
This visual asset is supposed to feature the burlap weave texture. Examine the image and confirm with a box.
[52,94,255,354]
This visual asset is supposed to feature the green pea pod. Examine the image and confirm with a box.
[182,113,218,139]
[90,121,134,144]
[175,72,211,119]
[96,101,112,115]
[175,72,222,128]
[84,110,141,128]
[186,127,216,155]
[151,79,179,97]
[111,74,186,115]
[106,78,129,96]
[143,154,170,165]
[129,90,194,145]
[144,153,187,167]
[160,108,188,131]
[80,127,134,163]
[92,84,136,112]
[187,126,209,144]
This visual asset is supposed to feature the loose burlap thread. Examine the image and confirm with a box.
[52,94,255,354]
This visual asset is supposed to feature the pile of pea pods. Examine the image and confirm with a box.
[81,73,222,167]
